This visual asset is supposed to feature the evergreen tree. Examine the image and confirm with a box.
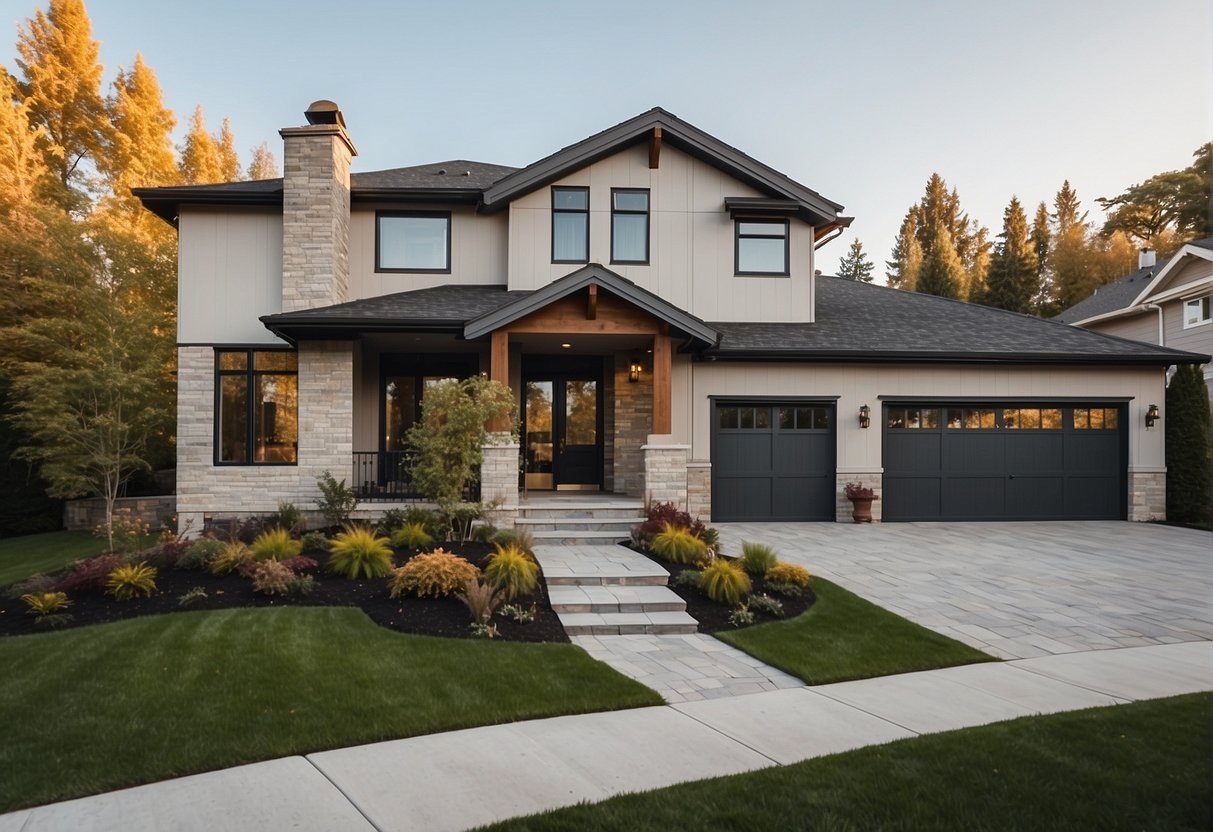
[0,69,48,235]
[887,173,988,299]
[886,208,922,289]
[1030,201,1051,283]
[217,116,241,182]
[837,238,875,282]
[915,222,965,299]
[13,0,108,205]
[1050,180,1096,309]
[246,141,278,180]
[177,105,223,184]
[984,196,1039,313]
[1098,143,1212,245]
[1165,365,1212,528]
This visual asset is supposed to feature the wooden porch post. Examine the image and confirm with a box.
[652,331,672,435]
[489,329,510,432]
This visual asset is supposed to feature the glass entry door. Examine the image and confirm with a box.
[524,369,601,491]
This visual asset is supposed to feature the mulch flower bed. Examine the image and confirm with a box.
[0,541,568,643]
[628,544,815,634]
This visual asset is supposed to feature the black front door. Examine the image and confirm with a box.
[523,359,602,490]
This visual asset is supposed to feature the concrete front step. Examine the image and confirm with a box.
[516,517,639,533]
[548,584,686,614]
[532,530,632,545]
[518,504,645,520]
[558,610,699,636]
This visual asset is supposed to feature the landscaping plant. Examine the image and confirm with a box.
[1165,364,1213,528]
[490,527,536,556]
[728,603,757,627]
[388,549,479,598]
[649,523,710,566]
[327,525,395,579]
[746,593,785,617]
[21,591,70,617]
[766,561,810,588]
[269,501,304,533]
[458,576,507,625]
[249,527,303,561]
[391,522,434,550]
[56,553,124,593]
[671,569,703,589]
[5,574,56,600]
[484,543,540,600]
[176,587,208,608]
[316,471,359,526]
[247,560,294,595]
[105,563,158,600]
[176,538,225,571]
[631,501,706,549]
[279,555,319,574]
[299,531,328,552]
[209,542,253,576]
[698,558,751,605]
[739,542,777,575]
[500,602,537,624]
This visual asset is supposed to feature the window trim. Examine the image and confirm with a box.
[551,186,589,264]
[610,187,650,265]
[1182,294,1211,329]
[375,210,452,274]
[734,217,790,276]
[213,348,298,467]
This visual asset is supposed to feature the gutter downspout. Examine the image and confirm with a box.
[1143,303,1164,346]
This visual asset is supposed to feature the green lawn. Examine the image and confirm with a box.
[719,577,995,684]
[0,530,110,588]
[480,693,1212,832]
[0,606,661,812]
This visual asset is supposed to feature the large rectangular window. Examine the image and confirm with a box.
[376,212,450,272]
[1184,295,1211,328]
[611,188,649,264]
[552,187,589,263]
[735,219,789,275]
[216,350,298,465]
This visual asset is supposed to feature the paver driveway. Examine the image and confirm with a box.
[715,521,1213,660]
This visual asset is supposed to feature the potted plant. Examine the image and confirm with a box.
[844,481,878,523]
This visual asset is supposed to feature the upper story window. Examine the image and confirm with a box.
[611,189,649,264]
[216,349,298,465]
[735,219,789,276]
[376,211,450,273]
[552,187,589,263]
[1183,295,1211,328]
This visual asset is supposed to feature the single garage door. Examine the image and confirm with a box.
[883,403,1126,521]
[712,401,835,521]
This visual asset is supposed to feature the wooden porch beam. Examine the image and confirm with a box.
[489,329,510,431]
[586,283,597,320]
[649,127,662,169]
[652,333,672,435]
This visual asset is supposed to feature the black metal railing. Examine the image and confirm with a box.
[352,451,480,503]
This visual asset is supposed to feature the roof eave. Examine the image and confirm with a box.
[701,349,1208,366]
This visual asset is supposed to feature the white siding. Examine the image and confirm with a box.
[507,144,815,323]
[178,208,284,344]
[349,205,508,297]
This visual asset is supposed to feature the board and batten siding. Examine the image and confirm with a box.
[507,143,815,323]
[348,205,508,298]
[178,208,285,344]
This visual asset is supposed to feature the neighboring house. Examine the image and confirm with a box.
[135,102,1208,530]
[1054,240,1213,410]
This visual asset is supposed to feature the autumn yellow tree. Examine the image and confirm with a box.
[217,116,242,182]
[246,141,279,179]
[178,105,223,184]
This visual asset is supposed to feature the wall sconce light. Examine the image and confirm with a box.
[859,404,871,429]
[1145,403,1160,427]
[628,358,644,383]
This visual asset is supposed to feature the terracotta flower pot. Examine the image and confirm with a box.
[849,496,874,523]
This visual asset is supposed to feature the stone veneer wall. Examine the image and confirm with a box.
[176,343,353,533]
[643,439,689,510]
[687,462,711,520]
[1128,470,1166,521]
[64,496,176,532]
[480,435,520,529]
[613,354,652,496]
[836,472,883,522]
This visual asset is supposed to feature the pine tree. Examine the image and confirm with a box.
[217,117,241,182]
[246,141,278,180]
[984,196,1039,313]
[1098,143,1212,245]
[13,0,108,205]
[888,174,989,299]
[0,70,48,234]
[886,208,922,289]
[177,105,223,184]
[915,222,965,299]
[1050,180,1096,310]
[1030,201,1051,277]
[837,238,875,282]
[1165,365,1212,528]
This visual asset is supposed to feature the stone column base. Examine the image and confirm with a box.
[643,435,690,511]
[687,461,711,520]
[481,435,520,529]
[836,472,883,523]
[1128,470,1166,521]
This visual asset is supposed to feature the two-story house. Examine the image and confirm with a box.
[1054,240,1213,410]
[136,102,1207,533]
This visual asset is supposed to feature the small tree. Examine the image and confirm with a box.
[836,238,875,282]
[406,377,517,526]
[1165,365,1212,528]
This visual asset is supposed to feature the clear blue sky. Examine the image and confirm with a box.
[3,0,1210,278]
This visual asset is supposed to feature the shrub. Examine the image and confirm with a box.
[469,622,499,639]
[1166,364,1213,527]
[316,471,359,526]
[490,527,536,556]
[458,576,506,624]
[250,527,303,561]
[214,516,265,544]
[739,542,778,575]
[177,586,208,608]
[269,501,304,533]
[388,549,479,598]
[248,559,294,595]
[766,561,810,588]
[404,506,442,537]
[671,569,703,589]
[5,574,56,600]
[632,501,706,548]
[500,602,536,624]
[327,525,395,579]
[57,554,124,593]
[728,604,757,628]
[701,526,721,555]
[470,522,497,543]
[375,508,410,535]
[300,531,329,552]
[144,539,189,570]
[699,558,751,605]
[747,593,785,617]
[391,522,434,550]
[441,502,483,542]
[288,574,315,596]
[650,523,710,566]
[484,543,540,600]
[279,555,320,574]
[765,581,803,598]
[210,542,254,575]
[176,538,225,571]
[105,563,158,600]
[94,511,151,554]
[22,591,71,616]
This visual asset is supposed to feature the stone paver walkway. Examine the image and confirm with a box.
[715,520,1213,660]
[572,633,804,702]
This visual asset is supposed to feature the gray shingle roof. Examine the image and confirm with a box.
[262,285,519,332]
[1051,265,1157,324]
[353,161,518,191]
[1189,237,1213,252]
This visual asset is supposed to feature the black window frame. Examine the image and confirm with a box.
[375,210,452,274]
[734,217,790,276]
[610,187,650,265]
[214,347,298,467]
[551,186,589,264]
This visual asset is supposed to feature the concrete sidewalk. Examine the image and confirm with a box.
[3,640,1209,832]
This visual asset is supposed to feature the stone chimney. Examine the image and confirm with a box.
[1138,247,1156,269]
[280,100,357,312]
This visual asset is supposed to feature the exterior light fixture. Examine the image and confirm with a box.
[560,342,572,349]
[859,404,871,429]
[1146,403,1160,427]
[628,358,643,383]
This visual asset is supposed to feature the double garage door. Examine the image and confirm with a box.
[711,400,1126,522]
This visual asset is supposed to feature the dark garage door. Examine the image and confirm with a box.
[883,404,1126,521]
[712,401,835,521]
